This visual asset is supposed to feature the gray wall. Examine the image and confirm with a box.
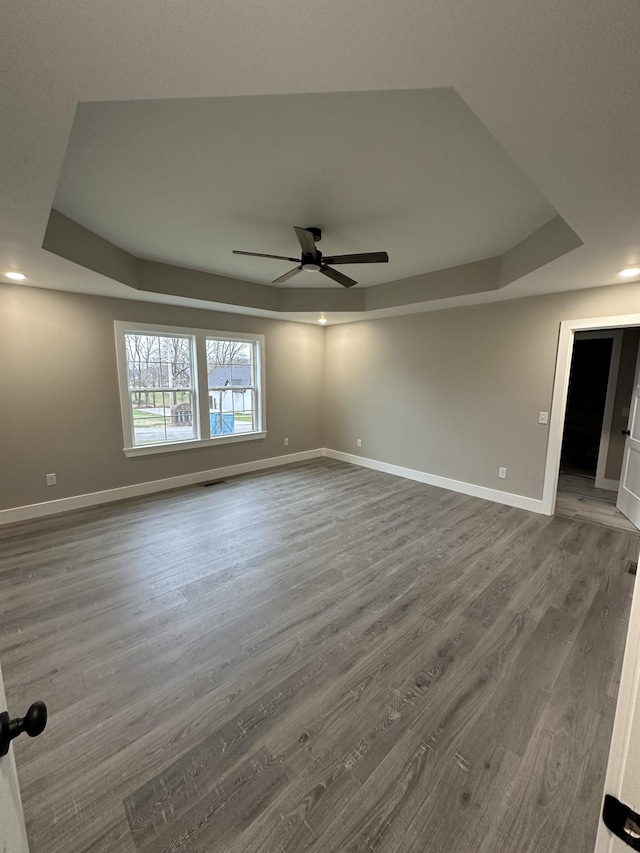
[605,328,640,481]
[4,279,640,513]
[0,284,325,511]
[324,282,640,500]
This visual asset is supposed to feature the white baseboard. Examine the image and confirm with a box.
[0,448,324,526]
[0,446,548,526]
[594,476,620,493]
[324,448,546,514]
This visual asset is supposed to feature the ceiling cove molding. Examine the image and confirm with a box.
[364,256,502,310]
[498,215,583,288]
[42,209,582,316]
[42,209,138,288]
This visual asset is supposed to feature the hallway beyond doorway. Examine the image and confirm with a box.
[556,473,638,532]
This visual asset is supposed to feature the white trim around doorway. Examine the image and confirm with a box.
[541,313,640,516]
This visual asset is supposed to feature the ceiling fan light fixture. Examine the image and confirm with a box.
[301,262,321,272]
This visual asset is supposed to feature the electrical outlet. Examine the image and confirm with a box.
[284,437,289,446]
[356,438,362,448]
[498,467,507,479]
[46,473,57,486]
[538,411,549,424]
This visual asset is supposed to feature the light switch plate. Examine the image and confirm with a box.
[538,411,549,424]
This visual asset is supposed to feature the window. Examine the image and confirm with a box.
[206,338,259,436]
[115,322,265,456]
[123,331,197,447]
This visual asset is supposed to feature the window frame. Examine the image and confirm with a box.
[114,320,266,457]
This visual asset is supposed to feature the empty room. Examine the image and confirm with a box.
[2,3,640,852]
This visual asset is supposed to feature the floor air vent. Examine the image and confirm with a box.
[202,479,227,488]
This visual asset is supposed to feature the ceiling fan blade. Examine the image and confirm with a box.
[320,266,357,288]
[233,250,300,261]
[321,252,389,265]
[272,267,301,284]
[294,227,318,258]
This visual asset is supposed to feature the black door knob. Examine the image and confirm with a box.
[622,429,631,436]
[0,701,47,757]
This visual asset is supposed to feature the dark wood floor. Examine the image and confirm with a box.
[556,473,637,532]
[0,459,638,852]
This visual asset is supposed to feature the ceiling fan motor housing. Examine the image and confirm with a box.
[302,248,322,271]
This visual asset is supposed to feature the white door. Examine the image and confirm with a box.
[617,345,640,529]
[0,663,29,853]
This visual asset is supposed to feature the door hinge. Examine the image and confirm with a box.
[603,794,640,849]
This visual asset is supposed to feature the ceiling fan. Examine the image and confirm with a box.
[232,226,389,288]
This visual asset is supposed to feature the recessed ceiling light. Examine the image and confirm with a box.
[4,271,26,281]
[618,267,640,278]
[318,316,328,325]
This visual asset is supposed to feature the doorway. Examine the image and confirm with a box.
[560,333,614,477]
[555,331,635,530]
[546,321,640,531]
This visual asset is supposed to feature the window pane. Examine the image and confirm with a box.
[166,361,191,388]
[127,361,142,389]
[165,391,196,442]
[206,337,257,436]
[131,391,167,445]
[126,335,193,388]
[124,331,196,446]
[125,335,166,388]
[229,360,252,386]
[234,389,255,433]
[206,339,253,388]
[131,391,196,445]
[150,362,170,388]
[208,387,255,435]
[125,334,160,365]
[163,336,191,363]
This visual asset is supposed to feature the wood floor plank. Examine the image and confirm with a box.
[556,473,637,532]
[474,584,632,853]
[134,747,290,853]
[385,593,604,851]
[556,695,619,852]
[212,749,359,853]
[0,459,637,852]
[306,724,439,853]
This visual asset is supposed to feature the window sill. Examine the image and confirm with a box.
[123,431,267,457]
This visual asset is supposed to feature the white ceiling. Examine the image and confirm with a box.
[1,0,640,323]
[53,89,555,288]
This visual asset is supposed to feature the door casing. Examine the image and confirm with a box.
[543,315,640,515]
